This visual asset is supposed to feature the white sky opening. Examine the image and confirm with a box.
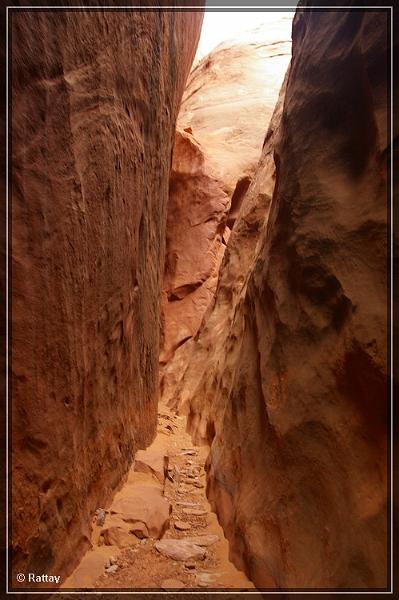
[196,10,296,60]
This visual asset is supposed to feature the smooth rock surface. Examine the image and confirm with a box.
[101,526,137,549]
[110,486,171,539]
[180,27,292,193]
[11,8,203,584]
[160,30,291,405]
[134,448,167,484]
[173,7,390,590]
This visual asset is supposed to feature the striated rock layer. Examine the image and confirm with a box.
[161,32,291,404]
[175,8,390,590]
[11,7,203,585]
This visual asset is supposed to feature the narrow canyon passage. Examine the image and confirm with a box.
[10,4,391,594]
[63,401,254,590]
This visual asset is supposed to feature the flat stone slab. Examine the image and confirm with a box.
[155,539,206,561]
[182,534,219,547]
[182,508,208,516]
[174,520,191,531]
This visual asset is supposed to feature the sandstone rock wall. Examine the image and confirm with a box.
[170,70,289,429]
[11,7,203,583]
[161,31,291,404]
[175,8,389,589]
[160,129,229,404]
[179,31,292,194]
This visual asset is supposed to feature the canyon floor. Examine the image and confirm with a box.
[62,402,254,591]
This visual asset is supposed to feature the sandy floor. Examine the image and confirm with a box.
[62,402,255,592]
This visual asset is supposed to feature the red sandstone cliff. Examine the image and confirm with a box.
[11,7,203,584]
[161,31,291,404]
[173,8,389,589]
[160,129,229,373]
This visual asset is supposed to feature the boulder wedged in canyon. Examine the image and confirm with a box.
[11,7,203,585]
[161,28,291,404]
[175,8,390,590]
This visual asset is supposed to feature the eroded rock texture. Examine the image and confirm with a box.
[171,71,289,430]
[175,9,389,590]
[11,7,203,584]
[161,31,291,404]
[160,129,229,404]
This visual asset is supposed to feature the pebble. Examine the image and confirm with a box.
[196,572,217,585]
[104,557,118,569]
[185,561,196,570]
[105,564,119,574]
[161,578,185,590]
[95,508,106,527]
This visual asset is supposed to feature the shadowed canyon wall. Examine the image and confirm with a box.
[172,8,390,590]
[11,7,203,583]
[161,31,291,404]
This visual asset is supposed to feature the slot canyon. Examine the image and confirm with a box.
[10,3,392,594]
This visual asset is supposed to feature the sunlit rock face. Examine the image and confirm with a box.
[11,7,203,584]
[161,26,292,404]
[174,8,389,590]
[179,27,292,195]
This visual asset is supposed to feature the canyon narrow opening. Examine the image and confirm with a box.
[10,5,390,594]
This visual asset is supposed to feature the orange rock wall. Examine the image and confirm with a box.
[176,8,389,589]
[161,33,291,404]
[160,129,229,404]
[11,7,203,582]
